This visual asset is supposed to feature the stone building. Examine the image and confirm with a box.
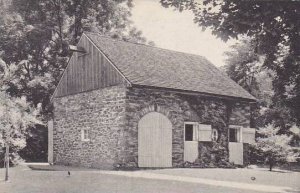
[49,32,256,169]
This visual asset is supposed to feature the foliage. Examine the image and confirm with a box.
[0,58,42,166]
[222,37,264,98]
[1,0,147,103]
[0,0,148,161]
[222,37,298,134]
[181,142,234,168]
[160,0,300,125]
[289,125,300,147]
[18,125,48,162]
[253,124,298,171]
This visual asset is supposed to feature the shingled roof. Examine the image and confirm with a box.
[84,32,256,101]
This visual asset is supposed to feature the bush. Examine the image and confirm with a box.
[253,124,299,171]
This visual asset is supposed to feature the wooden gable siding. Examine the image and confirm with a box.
[54,35,124,97]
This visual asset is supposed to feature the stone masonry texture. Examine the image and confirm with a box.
[53,85,127,169]
[53,85,251,169]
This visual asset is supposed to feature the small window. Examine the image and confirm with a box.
[229,126,241,142]
[229,128,237,142]
[185,124,194,141]
[81,129,90,141]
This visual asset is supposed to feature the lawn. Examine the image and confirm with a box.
[147,167,300,189]
[0,164,299,193]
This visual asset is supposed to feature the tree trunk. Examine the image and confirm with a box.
[269,158,274,171]
[269,163,273,171]
[5,142,9,181]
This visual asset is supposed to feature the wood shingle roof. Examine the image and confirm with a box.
[84,32,256,101]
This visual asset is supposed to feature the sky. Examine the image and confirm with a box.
[131,0,237,67]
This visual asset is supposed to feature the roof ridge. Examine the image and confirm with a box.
[83,32,256,101]
[83,31,211,63]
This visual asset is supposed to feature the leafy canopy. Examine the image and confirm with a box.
[161,0,300,125]
[0,58,42,152]
[222,37,263,98]
[0,0,147,161]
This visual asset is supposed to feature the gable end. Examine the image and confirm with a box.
[53,35,128,98]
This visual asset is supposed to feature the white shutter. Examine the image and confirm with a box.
[198,124,212,141]
[242,128,256,144]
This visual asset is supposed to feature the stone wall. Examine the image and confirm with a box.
[121,87,251,168]
[122,87,189,168]
[229,102,251,166]
[53,85,127,169]
[52,85,251,169]
[229,102,251,127]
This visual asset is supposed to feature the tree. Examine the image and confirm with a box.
[0,58,42,180]
[254,124,298,171]
[222,37,263,99]
[0,93,42,180]
[222,37,267,128]
[160,0,300,125]
[223,38,297,133]
[0,0,148,162]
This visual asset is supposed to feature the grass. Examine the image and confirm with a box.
[0,165,266,193]
[146,166,300,189]
[20,163,300,189]
[1,164,299,193]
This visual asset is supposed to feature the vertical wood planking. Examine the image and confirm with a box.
[54,35,125,97]
[87,39,92,91]
[95,47,99,88]
[99,54,103,87]
[83,39,87,92]
[138,112,172,167]
[75,53,79,93]
[91,44,95,90]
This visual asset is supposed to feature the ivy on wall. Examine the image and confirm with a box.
[181,95,246,168]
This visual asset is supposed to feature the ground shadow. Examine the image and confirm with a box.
[28,165,98,171]
[283,189,300,193]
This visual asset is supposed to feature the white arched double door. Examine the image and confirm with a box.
[138,112,172,167]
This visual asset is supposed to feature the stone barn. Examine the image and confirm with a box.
[49,32,256,169]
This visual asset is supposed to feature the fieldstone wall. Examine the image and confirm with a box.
[229,102,251,166]
[52,85,251,169]
[184,96,235,167]
[53,85,127,169]
[119,87,189,168]
[229,102,251,127]
[121,87,251,168]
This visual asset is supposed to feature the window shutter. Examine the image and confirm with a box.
[242,128,256,144]
[198,124,212,141]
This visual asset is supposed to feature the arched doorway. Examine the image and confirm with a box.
[138,112,172,167]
